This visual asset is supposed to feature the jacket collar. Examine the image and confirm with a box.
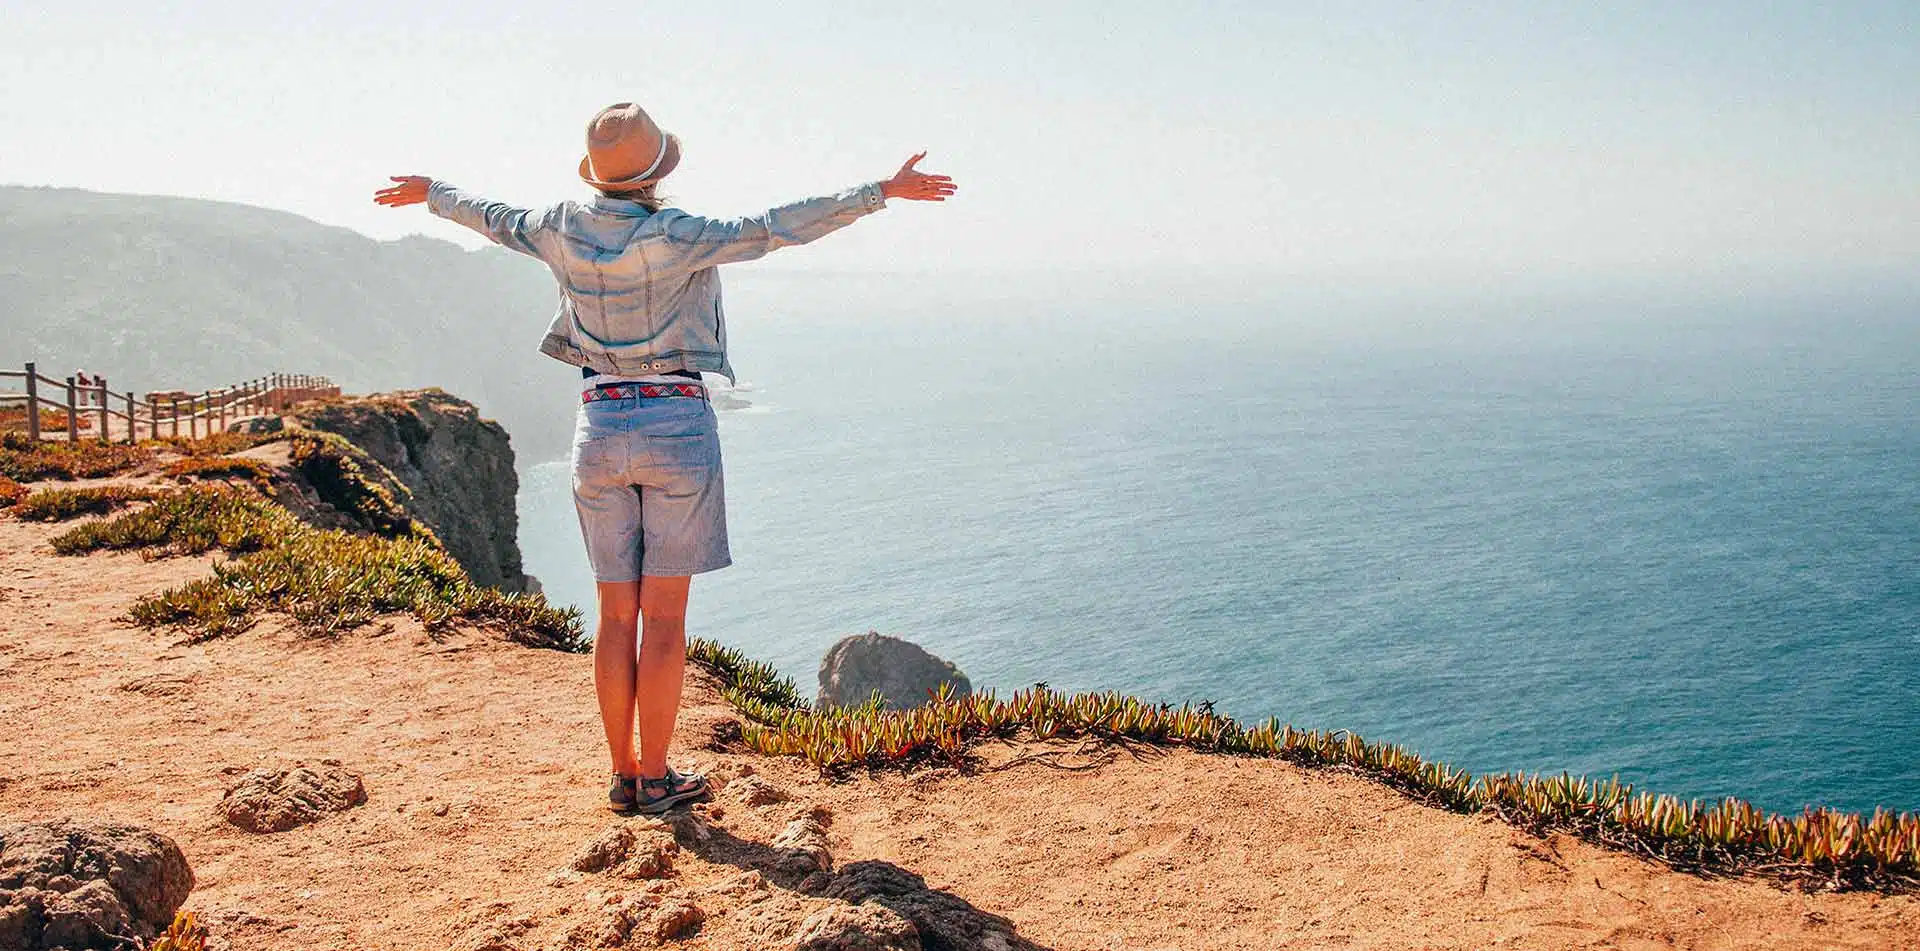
[589,195,653,216]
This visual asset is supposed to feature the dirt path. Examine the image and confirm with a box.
[2,512,1915,950]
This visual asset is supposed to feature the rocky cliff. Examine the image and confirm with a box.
[290,389,535,593]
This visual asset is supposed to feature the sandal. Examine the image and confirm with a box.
[635,766,710,815]
[608,772,640,814]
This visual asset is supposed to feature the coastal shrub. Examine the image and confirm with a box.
[0,407,76,434]
[54,484,583,649]
[131,528,580,646]
[287,430,425,540]
[164,455,274,481]
[50,485,295,557]
[152,430,288,457]
[0,436,154,481]
[150,911,209,951]
[12,485,160,521]
[686,638,1920,892]
[0,474,24,507]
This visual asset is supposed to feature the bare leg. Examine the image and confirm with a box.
[592,580,643,777]
[635,574,692,780]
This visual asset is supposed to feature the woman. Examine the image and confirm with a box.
[375,102,956,814]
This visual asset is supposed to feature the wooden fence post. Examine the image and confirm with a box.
[147,394,159,441]
[217,387,227,433]
[64,376,78,441]
[125,390,136,445]
[96,376,110,443]
[169,397,179,439]
[24,362,39,441]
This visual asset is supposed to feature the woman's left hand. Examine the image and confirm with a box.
[880,153,957,202]
[374,176,432,208]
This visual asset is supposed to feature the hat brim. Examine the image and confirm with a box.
[579,133,681,190]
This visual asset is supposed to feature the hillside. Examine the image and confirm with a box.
[0,186,574,463]
[1,394,1916,949]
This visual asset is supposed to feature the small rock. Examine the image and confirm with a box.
[0,819,195,950]
[663,812,711,845]
[650,900,704,941]
[568,824,677,879]
[771,817,833,874]
[702,870,769,899]
[217,765,366,833]
[570,826,636,873]
[614,842,675,881]
[431,801,451,817]
[789,903,921,951]
[460,913,538,951]
[566,893,657,949]
[728,775,789,808]
[118,673,197,697]
[812,860,1021,950]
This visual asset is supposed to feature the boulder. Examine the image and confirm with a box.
[816,632,971,710]
[216,764,367,833]
[0,819,194,950]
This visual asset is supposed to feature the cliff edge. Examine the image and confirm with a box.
[1,411,1915,950]
[290,389,535,593]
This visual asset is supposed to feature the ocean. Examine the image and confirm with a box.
[516,272,1919,816]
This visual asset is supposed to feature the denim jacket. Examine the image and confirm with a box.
[427,180,888,382]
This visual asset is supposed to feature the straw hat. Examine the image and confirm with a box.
[578,103,681,190]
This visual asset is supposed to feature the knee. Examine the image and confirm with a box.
[638,615,686,656]
[597,605,641,631]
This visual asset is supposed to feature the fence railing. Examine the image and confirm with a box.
[0,362,340,444]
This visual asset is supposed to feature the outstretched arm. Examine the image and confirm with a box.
[662,153,958,269]
[374,176,547,259]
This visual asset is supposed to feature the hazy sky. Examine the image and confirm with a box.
[3,2,1915,280]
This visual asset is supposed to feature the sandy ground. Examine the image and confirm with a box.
[2,511,1917,951]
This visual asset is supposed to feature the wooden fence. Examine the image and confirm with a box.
[0,362,340,444]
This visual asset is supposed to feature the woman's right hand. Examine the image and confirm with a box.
[374,176,433,208]
[880,153,957,202]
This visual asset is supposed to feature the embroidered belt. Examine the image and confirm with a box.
[582,382,709,403]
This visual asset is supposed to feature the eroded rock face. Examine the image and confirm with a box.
[293,389,532,592]
[771,817,833,876]
[567,824,678,880]
[0,819,194,950]
[816,632,971,710]
[807,861,1029,951]
[217,764,367,833]
[789,903,920,951]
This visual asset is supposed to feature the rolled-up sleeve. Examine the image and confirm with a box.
[427,181,548,259]
[659,182,887,269]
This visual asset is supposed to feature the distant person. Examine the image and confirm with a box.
[374,102,956,815]
[74,370,92,408]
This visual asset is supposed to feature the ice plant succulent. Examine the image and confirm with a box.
[686,637,1919,891]
[50,484,582,650]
